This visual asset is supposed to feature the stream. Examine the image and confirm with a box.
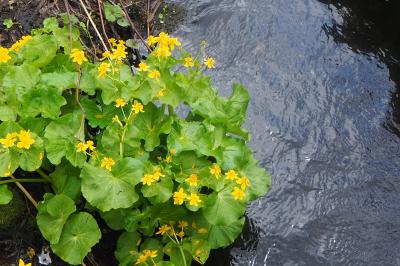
[171,0,400,265]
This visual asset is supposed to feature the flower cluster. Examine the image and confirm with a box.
[101,157,115,171]
[141,167,165,186]
[224,169,250,201]
[75,140,96,153]
[70,48,88,65]
[135,249,158,265]
[0,35,32,63]
[0,130,35,150]
[173,188,202,207]
[10,35,33,52]
[148,32,181,58]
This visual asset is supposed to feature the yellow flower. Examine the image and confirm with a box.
[97,62,110,78]
[209,164,221,178]
[112,42,127,60]
[112,115,121,124]
[0,47,11,63]
[167,37,181,50]
[132,100,144,114]
[17,130,35,149]
[157,32,170,44]
[231,187,245,201]
[178,220,189,229]
[0,132,18,148]
[135,254,147,265]
[39,152,44,160]
[70,49,87,65]
[143,250,157,258]
[76,142,87,153]
[101,50,112,60]
[169,149,176,155]
[154,45,171,58]
[101,157,115,171]
[176,231,185,239]
[157,87,166,97]
[147,35,158,46]
[225,170,237,181]
[186,174,199,186]
[115,98,126,108]
[10,35,32,52]
[19,259,32,266]
[183,57,194,68]
[142,174,155,186]
[197,227,208,234]
[156,224,171,235]
[153,167,165,181]
[138,62,149,72]
[108,38,117,47]
[236,176,250,190]
[149,69,161,80]
[187,193,201,206]
[204,57,216,68]
[165,155,172,163]
[86,140,95,151]
[173,188,187,205]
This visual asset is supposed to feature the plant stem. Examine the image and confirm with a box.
[36,169,51,182]
[10,175,38,208]
[168,105,174,115]
[120,110,135,158]
[178,245,187,266]
[0,178,49,185]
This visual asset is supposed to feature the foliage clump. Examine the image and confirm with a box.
[0,16,271,265]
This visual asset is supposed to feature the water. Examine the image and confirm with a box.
[171,0,400,265]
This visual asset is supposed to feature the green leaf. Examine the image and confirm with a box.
[18,133,44,171]
[115,231,141,266]
[141,176,174,204]
[0,185,13,205]
[2,64,41,100]
[51,212,101,265]
[167,120,204,154]
[202,187,246,226]
[126,103,172,151]
[49,160,82,202]
[158,71,186,108]
[44,112,86,167]
[41,72,76,91]
[104,2,125,23]
[81,97,119,128]
[21,85,66,119]
[240,160,271,200]
[81,158,144,211]
[207,217,245,249]
[37,193,76,244]
[3,19,13,29]
[19,35,59,68]
[0,105,17,121]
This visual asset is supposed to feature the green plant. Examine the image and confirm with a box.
[103,1,129,27]
[0,16,271,265]
[3,18,14,29]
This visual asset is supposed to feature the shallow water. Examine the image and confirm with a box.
[171,0,400,265]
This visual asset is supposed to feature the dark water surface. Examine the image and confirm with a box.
[171,0,400,265]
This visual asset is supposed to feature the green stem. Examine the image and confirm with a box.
[120,110,135,158]
[36,169,51,182]
[172,231,187,266]
[168,105,174,115]
[0,178,49,185]
[178,245,187,266]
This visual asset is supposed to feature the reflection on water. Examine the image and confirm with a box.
[172,0,400,265]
